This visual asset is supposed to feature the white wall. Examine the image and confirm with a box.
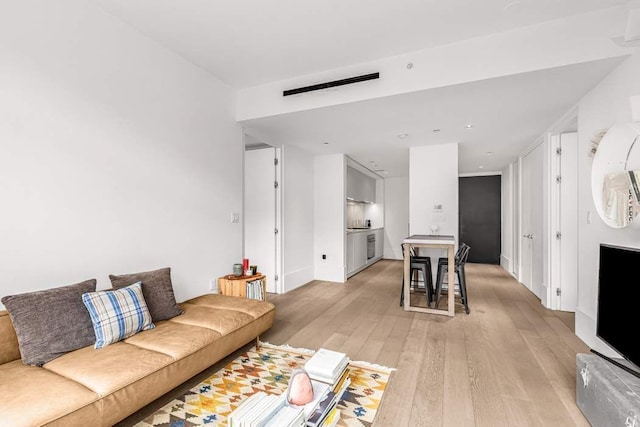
[282,145,315,291]
[501,163,514,274]
[383,176,409,260]
[314,154,346,282]
[574,49,640,353]
[409,143,459,258]
[0,0,242,308]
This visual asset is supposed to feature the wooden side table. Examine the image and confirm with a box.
[218,273,267,301]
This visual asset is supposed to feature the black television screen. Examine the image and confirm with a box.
[597,244,640,369]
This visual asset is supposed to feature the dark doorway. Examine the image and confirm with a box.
[459,175,501,264]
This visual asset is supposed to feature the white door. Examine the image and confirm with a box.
[244,147,277,293]
[559,132,578,311]
[521,142,544,300]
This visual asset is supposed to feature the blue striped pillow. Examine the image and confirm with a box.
[82,282,154,349]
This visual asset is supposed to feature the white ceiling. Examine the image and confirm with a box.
[242,58,624,176]
[91,0,629,175]
[92,0,626,88]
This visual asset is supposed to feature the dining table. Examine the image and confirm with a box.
[403,234,456,317]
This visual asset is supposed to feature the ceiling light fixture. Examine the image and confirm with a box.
[323,142,329,145]
[397,133,409,139]
[487,151,494,155]
[465,124,473,129]
[478,165,484,169]
[432,129,441,133]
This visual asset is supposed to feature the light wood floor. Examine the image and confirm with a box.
[120,259,589,426]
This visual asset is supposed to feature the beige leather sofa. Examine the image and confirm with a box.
[0,294,275,426]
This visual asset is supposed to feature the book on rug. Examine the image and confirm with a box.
[228,392,292,427]
[304,348,349,384]
[306,377,350,427]
[265,405,305,427]
[321,408,341,427]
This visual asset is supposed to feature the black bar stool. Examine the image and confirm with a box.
[400,244,434,307]
[434,244,471,314]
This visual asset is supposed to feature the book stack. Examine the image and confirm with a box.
[246,278,264,300]
[302,349,351,427]
[228,392,304,427]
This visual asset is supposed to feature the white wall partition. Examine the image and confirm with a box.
[282,145,315,291]
[409,143,459,247]
[383,176,409,260]
[0,0,241,308]
[574,52,640,353]
[314,154,346,282]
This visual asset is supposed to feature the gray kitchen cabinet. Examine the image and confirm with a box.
[346,166,375,203]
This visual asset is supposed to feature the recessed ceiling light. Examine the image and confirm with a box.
[397,133,409,139]
[432,129,441,133]
[478,165,484,169]
[323,142,329,145]
[465,124,473,129]
[487,151,494,155]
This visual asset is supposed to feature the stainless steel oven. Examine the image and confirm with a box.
[367,234,375,259]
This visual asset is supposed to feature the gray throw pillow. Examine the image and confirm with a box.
[1,279,97,366]
[109,267,183,321]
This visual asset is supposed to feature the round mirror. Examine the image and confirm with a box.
[591,122,640,228]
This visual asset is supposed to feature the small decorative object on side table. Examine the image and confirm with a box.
[218,273,267,301]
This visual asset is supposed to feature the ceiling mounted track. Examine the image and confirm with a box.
[283,72,379,97]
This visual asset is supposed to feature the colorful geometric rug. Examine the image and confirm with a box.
[134,342,394,427]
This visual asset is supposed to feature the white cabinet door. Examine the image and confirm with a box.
[346,167,356,200]
[347,233,355,274]
[353,232,368,270]
[375,229,384,258]
[363,175,375,203]
[346,166,376,203]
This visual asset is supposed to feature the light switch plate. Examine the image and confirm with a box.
[231,212,240,223]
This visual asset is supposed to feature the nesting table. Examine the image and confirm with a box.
[403,234,456,317]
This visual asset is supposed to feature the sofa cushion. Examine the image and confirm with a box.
[0,359,99,426]
[170,303,255,335]
[1,279,97,366]
[185,294,275,319]
[44,342,173,396]
[125,320,221,360]
[82,282,154,348]
[0,311,20,364]
[109,267,183,321]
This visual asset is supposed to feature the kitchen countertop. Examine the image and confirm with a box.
[346,227,383,234]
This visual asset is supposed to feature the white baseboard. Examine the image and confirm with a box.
[314,262,346,284]
[500,255,511,272]
[384,245,402,260]
[283,266,314,293]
